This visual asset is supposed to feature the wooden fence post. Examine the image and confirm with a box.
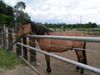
[21,36,37,64]
[7,28,12,51]
[23,36,27,60]
[29,37,37,65]
[1,30,3,49]
[26,37,31,62]
[14,22,21,33]
[0,30,2,48]
[5,28,9,49]
[20,38,23,57]
[16,36,21,56]
[12,29,16,53]
[15,22,22,55]
[3,25,6,49]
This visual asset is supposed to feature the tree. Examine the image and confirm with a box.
[86,22,92,29]
[14,1,26,11]
[0,0,14,25]
[92,23,97,28]
[14,1,31,24]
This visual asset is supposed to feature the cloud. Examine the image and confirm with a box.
[4,0,100,24]
[4,0,17,6]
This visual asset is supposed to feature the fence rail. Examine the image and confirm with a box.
[27,35,100,74]
[17,42,100,74]
[27,35,100,43]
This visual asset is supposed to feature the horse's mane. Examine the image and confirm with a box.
[25,21,53,35]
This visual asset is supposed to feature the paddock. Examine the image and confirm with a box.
[0,26,100,75]
[17,34,100,75]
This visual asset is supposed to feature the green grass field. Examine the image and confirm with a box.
[0,49,23,69]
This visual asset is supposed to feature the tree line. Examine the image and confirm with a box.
[0,0,31,27]
[44,22,98,29]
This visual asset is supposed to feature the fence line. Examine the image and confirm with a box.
[0,26,36,61]
[0,26,39,74]
[5,27,14,31]
[17,42,100,74]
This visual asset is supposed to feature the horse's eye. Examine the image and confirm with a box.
[22,27,24,29]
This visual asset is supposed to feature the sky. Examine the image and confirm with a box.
[3,0,100,24]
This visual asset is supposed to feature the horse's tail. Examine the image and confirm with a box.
[82,42,87,64]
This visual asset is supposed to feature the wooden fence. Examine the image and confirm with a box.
[0,25,37,65]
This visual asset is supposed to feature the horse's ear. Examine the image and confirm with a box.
[25,21,29,24]
[23,21,31,25]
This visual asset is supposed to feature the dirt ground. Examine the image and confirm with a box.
[0,35,100,75]
[0,65,37,75]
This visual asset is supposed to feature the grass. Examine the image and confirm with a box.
[0,49,23,69]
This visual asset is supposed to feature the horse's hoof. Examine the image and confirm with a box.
[76,67,80,71]
[46,72,51,75]
[80,69,84,73]
[46,68,51,73]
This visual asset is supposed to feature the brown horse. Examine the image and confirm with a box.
[18,21,87,73]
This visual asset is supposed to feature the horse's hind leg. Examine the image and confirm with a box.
[45,55,51,73]
[75,50,86,73]
[75,50,80,71]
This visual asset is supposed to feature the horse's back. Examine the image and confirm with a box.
[42,30,84,52]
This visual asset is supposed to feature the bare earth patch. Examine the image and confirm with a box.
[0,65,38,75]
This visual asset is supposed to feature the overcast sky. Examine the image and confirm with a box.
[4,0,100,24]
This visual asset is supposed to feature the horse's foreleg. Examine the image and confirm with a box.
[45,55,51,73]
[75,50,86,73]
[75,50,80,71]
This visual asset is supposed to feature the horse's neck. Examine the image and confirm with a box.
[35,38,42,43]
[35,32,51,47]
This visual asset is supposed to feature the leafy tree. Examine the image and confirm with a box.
[92,23,97,28]
[14,1,31,24]
[14,1,26,11]
[0,0,14,25]
[0,14,10,24]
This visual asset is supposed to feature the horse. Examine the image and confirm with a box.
[18,21,87,73]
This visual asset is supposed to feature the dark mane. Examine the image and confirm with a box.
[29,22,53,35]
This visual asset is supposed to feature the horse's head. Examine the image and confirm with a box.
[18,21,53,36]
[17,23,32,36]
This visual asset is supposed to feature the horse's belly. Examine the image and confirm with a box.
[38,39,73,52]
[39,44,70,52]
[49,40,72,52]
[50,47,70,52]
